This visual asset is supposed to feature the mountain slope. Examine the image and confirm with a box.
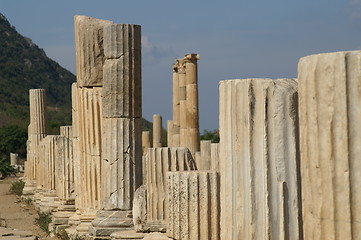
[0,13,74,131]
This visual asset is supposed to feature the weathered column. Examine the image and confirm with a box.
[299,51,361,240]
[23,89,47,195]
[142,131,150,155]
[167,120,173,147]
[146,147,196,232]
[152,114,162,148]
[172,64,180,147]
[210,143,219,172]
[199,140,211,170]
[219,78,302,240]
[167,171,220,240]
[184,53,200,155]
[177,59,187,147]
[90,22,142,237]
[73,15,112,235]
[10,153,18,166]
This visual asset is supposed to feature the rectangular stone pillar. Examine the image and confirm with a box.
[210,143,219,172]
[199,140,211,170]
[298,51,361,239]
[219,78,302,240]
[146,147,196,232]
[167,171,220,240]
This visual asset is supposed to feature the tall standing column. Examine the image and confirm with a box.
[172,64,180,147]
[299,51,361,240]
[153,114,162,148]
[90,22,142,237]
[23,89,47,195]
[184,53,200,155]
[167,120,173,147]
[219,78,302,240]
[177,59,187,147]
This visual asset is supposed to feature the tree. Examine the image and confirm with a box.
[200,129,219,143]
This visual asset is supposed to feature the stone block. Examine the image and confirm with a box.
[74,15,112,87]
[167,171,219,240]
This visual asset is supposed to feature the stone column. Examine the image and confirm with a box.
[177,59,187,147]
[199,140,211,170]
[10,153,18,166]
[73,15,113,235]
[142,131,150,155]
[299,51,361,239]
[146,147,196,232]
[90,23,142,237]
[167,120,173,147]
[210,143,219,172]
[167,171,220,240]
[23,89,47,195]
[219,78,302,240]
[172,64,180,147]
[184,53,200,155]
[152,114,162,148]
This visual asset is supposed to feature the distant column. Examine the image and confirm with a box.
[177,59,187,147]
[167,120,173,147]
[142,131,151,154]
[153,114,162,148]
[23,89,47,195]
[172,64,180,147]
[10,153,18,166]
[299,51,361,240]
[184,53,200,155]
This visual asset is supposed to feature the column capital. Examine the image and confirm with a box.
[172,63,178,73]
[184,53,200,63]
[176,59,186,74]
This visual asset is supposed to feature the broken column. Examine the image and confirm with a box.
[146,147,196,232]
[219,78,302,240]
[73,15,112,235]
[298,51,361,239]
[167,171,220,240]
[142,131,151,155]
[10,153,18,166]
[90,22,142,237]
[153,114,162,148]
[184,53,200,155]
[23,89,47,195]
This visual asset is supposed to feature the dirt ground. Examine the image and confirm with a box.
[0,174,59,239]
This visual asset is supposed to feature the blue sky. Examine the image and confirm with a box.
[2,0,361,131]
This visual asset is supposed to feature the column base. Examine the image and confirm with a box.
[144,221,166,233]
[89,210,134,237]
[22,180,36,196]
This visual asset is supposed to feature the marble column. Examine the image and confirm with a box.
[152,114,162,148]
[299,51,361,240]
[219,78,302,240]
[177,59,187,147]
[23,89,47,195]
[167,120,173,147]
[90,22,142,237]
[142,131,150,155]
[172,64,180,147]
[167,171,220,240]
[184,53,200,155]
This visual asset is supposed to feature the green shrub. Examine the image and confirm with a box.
[9,179,24,195]
[0,158,16,179]
[34,211,52,235]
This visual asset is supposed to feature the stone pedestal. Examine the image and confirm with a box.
[167,171,220,240]
[219,78,302,240]
[146,147,196,232]
[152,114,162,148]
[299,51,361,239]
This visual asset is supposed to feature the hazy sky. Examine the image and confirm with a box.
[2,0,361,131]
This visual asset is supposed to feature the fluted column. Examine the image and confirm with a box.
[172,64,180,146]
[91,22,142,237]
[219,78,302,240]
[299,51,361,240]
[177,59,187,147]
[152,114,162,148]
[23,89,47,195]
[167,171,220,240]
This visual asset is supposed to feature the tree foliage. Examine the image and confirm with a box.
[200,129,220,143]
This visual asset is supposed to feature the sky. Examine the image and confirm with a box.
[2,0,361,131]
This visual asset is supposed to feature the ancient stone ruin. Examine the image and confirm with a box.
[20,14,361,240]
